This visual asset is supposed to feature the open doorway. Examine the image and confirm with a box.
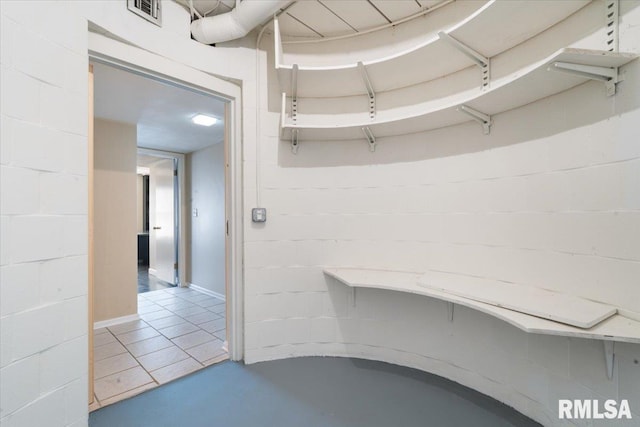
[90,60,230,409]
[137,153,178,294]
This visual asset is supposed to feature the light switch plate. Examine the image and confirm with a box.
[252,207,267,223]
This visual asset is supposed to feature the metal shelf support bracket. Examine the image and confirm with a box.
[458,105,491,135]
[362,127,376,152]
[291,129,299,154]
[438,31,490,90]
[604,341,615,380]
[447,302,454,322]
[358,61,376,119]
[549,61,620,96]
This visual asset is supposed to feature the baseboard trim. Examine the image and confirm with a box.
[188,283,226,301]
[94,313,140,330]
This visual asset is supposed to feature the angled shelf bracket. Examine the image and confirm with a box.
[291,64,299,122]
[604,341,615,380]
[362,127,376,152]
[438,31,490,90]
[351,288,357,307]
[357,61,376,119]
[549,61,620,96]
[447,302,454,322]
[291,129,299,154]
[458,104,491,135]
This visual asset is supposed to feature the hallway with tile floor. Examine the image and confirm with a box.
[90,287,227,410]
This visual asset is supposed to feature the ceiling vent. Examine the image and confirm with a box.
[127,0,162,26]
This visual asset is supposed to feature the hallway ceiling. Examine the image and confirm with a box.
[92,62,225,154]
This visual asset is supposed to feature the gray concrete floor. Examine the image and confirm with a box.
[89,357,541,427]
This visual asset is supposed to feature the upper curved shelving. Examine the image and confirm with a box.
[275,0,591,98]
[280,48,639,142]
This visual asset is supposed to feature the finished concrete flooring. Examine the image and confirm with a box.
[89,357,540,427]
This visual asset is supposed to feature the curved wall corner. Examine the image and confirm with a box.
[244,3,640,424]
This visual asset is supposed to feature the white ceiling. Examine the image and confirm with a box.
[275,0,443,39]
[184,0,445,40]
[92,61,225,154]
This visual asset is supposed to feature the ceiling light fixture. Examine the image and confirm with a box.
[192,114,218,126]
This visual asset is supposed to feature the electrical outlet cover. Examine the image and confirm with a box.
[252,208,267,223]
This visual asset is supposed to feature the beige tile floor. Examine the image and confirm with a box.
[90,287,228,411]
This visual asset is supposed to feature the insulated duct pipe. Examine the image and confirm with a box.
[191,0,290,44]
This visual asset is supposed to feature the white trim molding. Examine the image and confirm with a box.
[188,282,226,301]
[94,313,141,330]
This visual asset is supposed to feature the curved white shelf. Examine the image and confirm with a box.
[281,48,638,142]
[323,268,640,345]
[275,1,590,98]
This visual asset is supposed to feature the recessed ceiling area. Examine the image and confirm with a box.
[92,61,225,154]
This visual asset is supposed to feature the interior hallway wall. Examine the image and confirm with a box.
[186,143,226,297]
[93,119,137,322]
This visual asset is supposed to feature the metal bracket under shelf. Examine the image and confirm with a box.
[438,31,490,90]
[604,340,615,380]
[549,61,620,96]
[362,126,376,152]
[447,302,454,322]
[357,61,376,120]
[457,105,491,135]
[291,129,299,154]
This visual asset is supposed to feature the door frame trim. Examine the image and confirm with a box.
[88,32,244,362]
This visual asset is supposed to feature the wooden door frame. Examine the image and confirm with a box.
[88,64,95,404]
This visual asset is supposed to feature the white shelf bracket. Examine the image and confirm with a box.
[438,31,490,90]
[291,129,299,154]
[362,127,376,152]
[351,287,357,307]
[447,302,454,322]
[457,105,491,135]
[357,61,376,119]
[549,62,620,97]
[604,341,615,380]
[291,64,299,122]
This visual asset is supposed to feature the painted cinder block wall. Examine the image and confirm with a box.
[243,2,640,426]
[0,2,90,426]
[0,1,639,426]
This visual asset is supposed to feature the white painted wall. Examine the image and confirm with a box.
[0,1,245,425]
[1,0,640,426]
[0,2,89,425]
[186,143,226,297]
[93,119,138,323]
[242,3,640,426]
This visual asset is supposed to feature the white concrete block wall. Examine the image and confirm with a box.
[242,4,640,426]
[1,0,639,426]
[0,1,89,424]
